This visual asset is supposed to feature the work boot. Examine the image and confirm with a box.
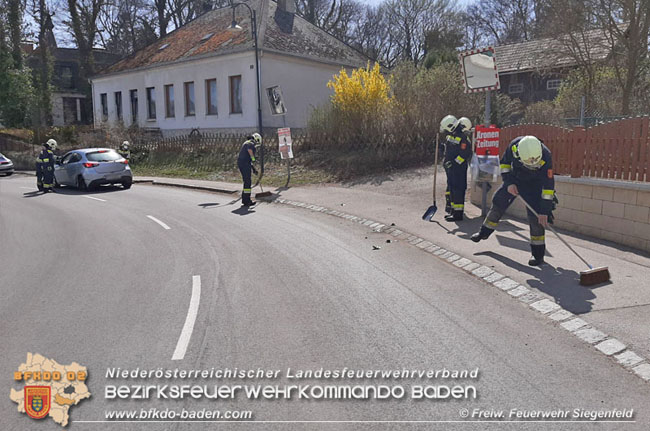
[471,226,494,243]
[445,212,463,222]
[529,245,545,266]
[445,195,452,214]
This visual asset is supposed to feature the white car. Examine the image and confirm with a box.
[54,148,132,190]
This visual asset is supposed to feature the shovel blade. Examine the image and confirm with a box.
[422,203,437,221]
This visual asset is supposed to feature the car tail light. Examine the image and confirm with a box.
[121,159,129,164]
[83,162,99,168]
[0,161,8,165]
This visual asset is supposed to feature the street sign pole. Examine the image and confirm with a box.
[482,90,492,217]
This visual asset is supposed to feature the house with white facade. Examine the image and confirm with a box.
[90,0,369,136]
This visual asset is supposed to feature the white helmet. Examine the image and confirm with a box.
[518,136,543,169]
[45,139,57,150]
[440,115,457,133]
[121,141,130,150]
[251,133,262,145]
[454,117,472,134]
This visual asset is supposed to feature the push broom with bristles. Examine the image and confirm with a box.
[518,196,610,286]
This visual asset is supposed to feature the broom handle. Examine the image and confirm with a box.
[517,195,594,269]
[433,135,439,203]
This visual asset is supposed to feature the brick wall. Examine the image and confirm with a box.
[470,176,650,252]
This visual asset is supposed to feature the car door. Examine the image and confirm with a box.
[64,152,83,185]
[55,153,74,185]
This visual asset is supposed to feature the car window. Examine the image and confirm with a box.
[86,150,121,162]
[61,153,74,164]
[69,153,82,163]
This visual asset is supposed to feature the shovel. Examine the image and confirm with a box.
[517,195,610,286]
[422,135,440,221]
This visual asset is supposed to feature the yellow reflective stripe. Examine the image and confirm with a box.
[512,145,518,155]
[485,220,498,228]
[40,158,50,162]
[243,188,251,193]
[455,156,465,164]
[251,157,256,162]
[500,164,511,169]
[452,203,465,209]
[445,192,451,196]
[531,235,545,245]
[540,160,546,167]
[542,189,554,200]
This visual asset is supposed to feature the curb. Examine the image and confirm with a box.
[133,179,238,195]
[269,197,650,384]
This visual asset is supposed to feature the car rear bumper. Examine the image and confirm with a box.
[0,164,14,174]
[84,170,132,187]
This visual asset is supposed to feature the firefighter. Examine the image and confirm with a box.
[238,133,261,206]
[36,139,57,193]
[471,135,555,266]
[118,141,131,161]
[441,116,473,221]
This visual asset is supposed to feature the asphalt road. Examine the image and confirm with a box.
[1,174,649,431]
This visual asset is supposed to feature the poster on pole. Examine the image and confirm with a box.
[471,125,501,183]
[278,128,294,159]
[267,86,287,115]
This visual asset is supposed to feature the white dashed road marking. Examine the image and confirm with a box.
[172,275,202,361]
[83,196,106,202]
[147,215,171,230]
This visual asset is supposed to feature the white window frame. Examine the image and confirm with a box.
[508,83,524,94]
[547,79,562,90]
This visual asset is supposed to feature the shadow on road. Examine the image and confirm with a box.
[52,185,126,195]
[475,250,598,314]
[22,191,46,198]
[231,206,256,216]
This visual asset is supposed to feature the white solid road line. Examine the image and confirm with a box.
[172,275,202,361]
[83,196,107,202]
[147,215,171,230]
[19,187,34,190]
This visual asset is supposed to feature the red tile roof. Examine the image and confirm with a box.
[99,0,369,76]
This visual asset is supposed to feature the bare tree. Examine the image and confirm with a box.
[295,0,363,43]
[465,0,536,45]
[7,0,23,68]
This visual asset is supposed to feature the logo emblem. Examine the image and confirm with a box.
[25,386,51,419]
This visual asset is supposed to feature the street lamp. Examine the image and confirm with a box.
[228,2,265,182]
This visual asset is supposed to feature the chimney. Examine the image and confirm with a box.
[275,0,295,34]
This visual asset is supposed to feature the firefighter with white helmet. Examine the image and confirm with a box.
[440,115,473,221]
[471,135,556,266]
[118,141,131,161]
[36,139,57,192]
[237,133,262,206]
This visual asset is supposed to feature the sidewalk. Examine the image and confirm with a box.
[135,170,650,362]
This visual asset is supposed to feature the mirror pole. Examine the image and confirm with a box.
[481,90,492,218]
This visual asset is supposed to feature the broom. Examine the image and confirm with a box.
[422,135,440,221]
[518,195,610,286]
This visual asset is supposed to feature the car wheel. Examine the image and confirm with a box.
[6,172,13,176]
[76,175,87,191]
[122,179,132,189]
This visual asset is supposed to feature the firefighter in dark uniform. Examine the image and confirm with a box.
[440,116,473,221]
[471,135,555,266]
[238,133,261,206]
[36,139,57,193]
[118,141,131,161]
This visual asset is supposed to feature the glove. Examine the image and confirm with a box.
[443,160,453,170]
[251,165,258,175]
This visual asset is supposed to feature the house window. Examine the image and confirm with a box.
[146,87,156,119]
[100,93,108,121]
[547,79,562,90]
[184,82,195,116]
[130,89,138,123]
[114,91,122,122]
[508,83,524,94]
[164,84,175,118]
[206,79,217,115]
[60,66,74,89]
[229,75,242,114]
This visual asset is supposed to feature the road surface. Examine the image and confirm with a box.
[1,174,649,430]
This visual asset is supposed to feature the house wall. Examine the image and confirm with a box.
[91,52,259,135]
[470,176,650,253]
[91,51,346,135]
[499,72,563,105]
[260,52,341,130]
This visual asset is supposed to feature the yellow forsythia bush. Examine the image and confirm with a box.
[327,62,392,115]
